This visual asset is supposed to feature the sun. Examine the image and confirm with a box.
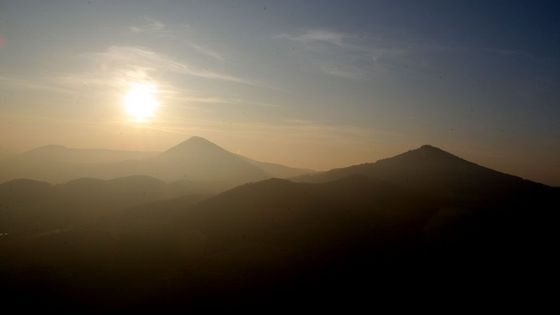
[123,83,159,122]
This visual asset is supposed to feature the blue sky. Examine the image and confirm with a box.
[0,0,559,184]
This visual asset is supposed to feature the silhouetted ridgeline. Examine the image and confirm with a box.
[0,144,557,312]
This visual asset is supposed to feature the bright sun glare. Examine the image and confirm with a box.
[123,83,159,122]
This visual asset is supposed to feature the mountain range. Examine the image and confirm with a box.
[0,136,311,185]
[0,141,556,311]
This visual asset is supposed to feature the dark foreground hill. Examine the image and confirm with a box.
[0,145,557,311]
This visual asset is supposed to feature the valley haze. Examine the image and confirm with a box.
[1,136,556,311]
[1,0,558,312]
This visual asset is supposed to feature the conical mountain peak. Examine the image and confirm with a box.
[418,144,442,151]
[185,136,214,145]
[164,136,225,155]
[391,144,464,163]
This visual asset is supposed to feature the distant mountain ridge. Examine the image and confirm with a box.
[140,137,269,184]
[0,137,312,184]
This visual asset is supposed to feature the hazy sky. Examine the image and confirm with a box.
[0,0,559,185]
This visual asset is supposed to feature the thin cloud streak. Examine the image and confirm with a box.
[277,30,351,47]
[128,16,175,38]
[190,43,225,62]
[87,46,254,85]
[278,29,407,79]
[172,95,277,108]
[130,16,165,33]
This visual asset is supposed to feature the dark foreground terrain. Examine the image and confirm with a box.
[1,145,557,312]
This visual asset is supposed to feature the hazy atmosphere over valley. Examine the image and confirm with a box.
[0,0,558,312]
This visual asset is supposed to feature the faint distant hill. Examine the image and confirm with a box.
[0,137,311,185]
[245,158,313,178]
[0,145,157,184]
[19,145,158,164]
[137,137,275,183]
[0,175,211,237]
[106,137,311,185]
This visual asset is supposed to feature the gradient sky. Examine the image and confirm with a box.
[0,0,559,185]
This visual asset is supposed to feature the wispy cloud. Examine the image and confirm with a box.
[0,44,257,105]
[130,18,226,62]
[190,43,225,62]
[277,30,350,48]
[88,46,252,85]
[129,18,232,66]
[172,94,277,108]
[278,29,406,79]
[130,17,164,32]
[129,16,171,36]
